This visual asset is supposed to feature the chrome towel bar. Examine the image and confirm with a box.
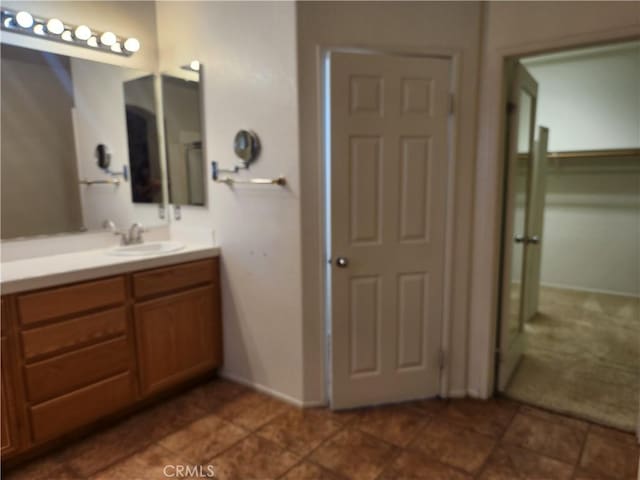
[79,178,121,186]
[214,176,286,187]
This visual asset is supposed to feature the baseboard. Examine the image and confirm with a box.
[540,282,639,299]
[219,370,326,408]
[447,389,468,399]
[302,399,329,408]
[466,388,491,399]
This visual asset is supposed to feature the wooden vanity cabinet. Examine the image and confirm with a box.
[0,256,221,463]
[2,338,21,457]
[133,259,222,395]
[1,298,23,459]
[135,285,222,395]
[15,276,137,445]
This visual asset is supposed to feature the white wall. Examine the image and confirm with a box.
[506,47,640,298]
[541,166,640,296]
[521,44,640,297]
[524,43,640,152]
[155,1,305,404]
[469,1,640,398]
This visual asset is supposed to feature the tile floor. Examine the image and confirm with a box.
[4,378,639,480]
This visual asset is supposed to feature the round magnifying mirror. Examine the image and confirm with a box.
[234,130,260,166]
[95,144,111,170]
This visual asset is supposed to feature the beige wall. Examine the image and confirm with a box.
[469,1,640,398]
[297,1,483,403]
[155,1,305,404]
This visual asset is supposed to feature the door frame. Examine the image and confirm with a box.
[480,36,640,438]
[320,45,461,403]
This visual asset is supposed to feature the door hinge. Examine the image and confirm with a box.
[448,93,455,115]
[438,350,446,370]
[506,101,517,115]
[495,349,502,364]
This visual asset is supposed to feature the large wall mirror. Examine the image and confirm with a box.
[0,45,207,240]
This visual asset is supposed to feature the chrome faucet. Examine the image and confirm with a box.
[103,220,145,246]
[128,222,144,245]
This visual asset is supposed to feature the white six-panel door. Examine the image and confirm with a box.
[329,51,451,409]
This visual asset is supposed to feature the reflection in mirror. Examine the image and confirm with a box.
[0,44,168,240]
[162,68,205,206]
[1,45,84,239]
[508,89,534,339]
[124,75,163,204]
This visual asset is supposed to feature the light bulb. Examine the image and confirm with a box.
[61,30,73,41]
[15,11,33,28]
[74,25,91,40]
[123,37,140,53]
[100,31,116,46]
[190,60,200,72]
[46,18,64,35]
[87,36,98,47]
[110,42,122,53]
[3,17,13,28]
[33,24,45,35]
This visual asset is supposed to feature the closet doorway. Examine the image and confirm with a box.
[496,41,640,432]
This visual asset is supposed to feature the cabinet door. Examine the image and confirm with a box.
[2,336,21,457]
[135,286,221,395]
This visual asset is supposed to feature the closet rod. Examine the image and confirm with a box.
[547,148,639,160]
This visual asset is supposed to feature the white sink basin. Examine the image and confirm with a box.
[107,241,185,257]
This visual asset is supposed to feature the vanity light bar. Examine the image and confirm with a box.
[0,8,140,57]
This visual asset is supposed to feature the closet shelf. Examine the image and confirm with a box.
[547,148,639,160]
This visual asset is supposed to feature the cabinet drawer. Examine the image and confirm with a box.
[133,259,217,299]
[21,307,127,361]
[18,277,126,325]
[24,337,131,404]
[30,372,135,443]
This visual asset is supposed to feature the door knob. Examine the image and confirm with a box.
[514,235,540,245]
[335,257,349,268]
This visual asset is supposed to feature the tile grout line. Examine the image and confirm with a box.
[372,414,478,480]
[471,402,522,479]
[499,404,591,469]
[70,382,250,478]
[275,420,351,480]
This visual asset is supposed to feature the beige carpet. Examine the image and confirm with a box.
[505,286,640,432]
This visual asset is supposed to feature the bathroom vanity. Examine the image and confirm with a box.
[0,250,222,463]
[0,13,221,466]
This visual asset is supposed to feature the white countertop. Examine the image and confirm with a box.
[0,244,220,295]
